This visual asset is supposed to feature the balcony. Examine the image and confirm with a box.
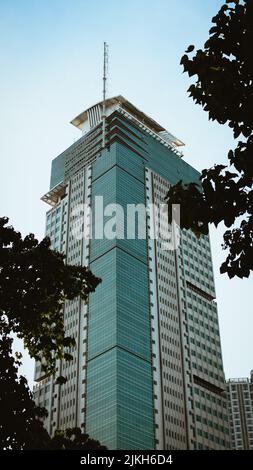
[41,181,67,206]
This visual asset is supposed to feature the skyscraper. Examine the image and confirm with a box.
[34,96,230,450]
[227,371,253,449]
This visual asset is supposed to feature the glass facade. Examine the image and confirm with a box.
[86,141,154,449]
[50,152,66,189]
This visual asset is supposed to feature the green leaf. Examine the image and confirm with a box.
[185,45,195,53]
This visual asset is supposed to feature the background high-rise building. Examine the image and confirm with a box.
[226,371,253,449]
[34,96,230,450]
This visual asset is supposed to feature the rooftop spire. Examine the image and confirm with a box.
[102,42,109,148]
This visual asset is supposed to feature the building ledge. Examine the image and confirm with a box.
[227,378,250,384]
[71,95,185,157]
[41,181,67,206]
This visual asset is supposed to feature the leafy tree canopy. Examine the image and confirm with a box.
[0,217,102,449]
[0,334,49,449]
[0,333,106,449]
[0,217,100,374]
[166,0,253,279]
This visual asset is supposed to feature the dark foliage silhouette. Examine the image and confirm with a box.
[166,0,253,279]
[0,217,104,449]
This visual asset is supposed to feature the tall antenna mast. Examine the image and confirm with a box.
[102,42,108,149]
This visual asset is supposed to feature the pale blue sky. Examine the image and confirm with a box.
[0,0,252,385]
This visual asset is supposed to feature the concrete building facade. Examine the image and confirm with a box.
[34,96,230,450]
[227,371,253,449]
